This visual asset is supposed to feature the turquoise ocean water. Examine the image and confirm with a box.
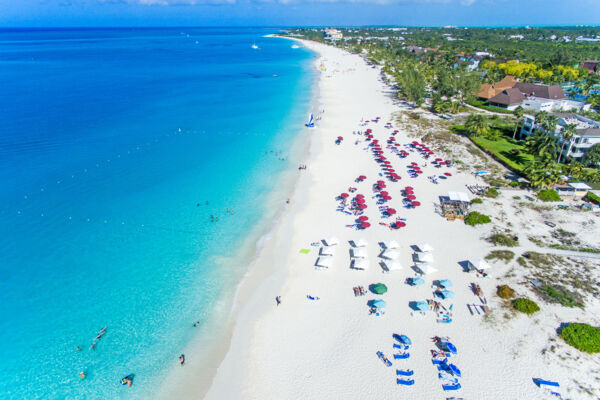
[0,28,314,399]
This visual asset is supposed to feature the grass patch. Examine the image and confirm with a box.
[488,233,519,247]
[471,198,483,204]
[517,256,527,267]
[466,99,516,115]
[537,189,562,202]
[512,298,540,314]
[537,283,584,308]
[586,191,600,205]
[464,211,491,226]
[497,284,515,299]
[559,323,600,353]
[470,135,533,174]
[486,250,515,263]
[483,187,499,198]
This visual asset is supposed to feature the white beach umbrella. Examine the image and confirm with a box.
[316,257,333,268]
[418,263,438,275]
[415,252,434,263]
[470,258,491,270]
[381,249,400,260]
[385,261,403,271]
[382,240,400,249]
[352,258,369,270]
[351,247,368,258]
[354,238,368,247]
[320,245,337,256]
[324,237,339,246]
[416,242,434,252]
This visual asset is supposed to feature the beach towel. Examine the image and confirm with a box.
[299,249,310,254]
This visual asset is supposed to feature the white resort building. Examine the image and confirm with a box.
[520,113,600,162]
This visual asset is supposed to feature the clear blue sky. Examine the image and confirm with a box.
[1,0,599,27]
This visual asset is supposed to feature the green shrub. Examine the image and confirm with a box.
[489,233,519,247]
[464,211,491,226]
[537,189,561,202]
[559,323,600,353]
[586,191,600,205]
[509,181,519,187]
[497,284,515,299]
[512,298,540,314]
[484,187,499,198]
[486,250,515,263]
[471,198,483,204]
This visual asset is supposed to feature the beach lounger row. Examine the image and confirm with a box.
[396,379,415,386]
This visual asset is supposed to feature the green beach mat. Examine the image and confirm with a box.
[299,249,310,254]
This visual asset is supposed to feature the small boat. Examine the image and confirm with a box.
[251,43,260,50]
[305,113,315,128]
[291,44,300,49]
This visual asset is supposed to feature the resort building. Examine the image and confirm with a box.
[582,60,600,75]
[521,97,591,113]
[520,113,600,162]
[488,88,525,110]
[477,75,518,100]
[323,29,343,41]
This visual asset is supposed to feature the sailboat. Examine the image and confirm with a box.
[305,113,315,128]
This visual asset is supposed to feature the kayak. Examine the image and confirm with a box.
[121,374,134,386]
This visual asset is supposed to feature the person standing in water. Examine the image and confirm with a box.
[179,354,185,366]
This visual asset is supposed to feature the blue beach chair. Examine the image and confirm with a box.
[533,378,559,388]
[393,352,410,359]
[396,369,414,376]
[393,343,409,350]
[443,383,461,391]
[376,351,392,367]
[397,379,415,386]
[439,372,459,384]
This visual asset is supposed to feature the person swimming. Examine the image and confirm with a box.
[79,371,87,380]
[121,374,134,386]
[179,354,185,366]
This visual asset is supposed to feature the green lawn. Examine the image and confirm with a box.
[471,135,533,173]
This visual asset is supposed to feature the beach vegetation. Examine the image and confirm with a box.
[537,283,584,308]
[559,323,600,353]
[497,284,515,299]
[464,211,491,226]
[516,256,528,267]
[512,298,540,314]
[464,114,489,137]
[486,250,515,263]
[488,233,519,247]
[583,143,600,168]
[470,198,483,204]
[585,191,600,205]
[483,187,499,198]
[537,189,561,202]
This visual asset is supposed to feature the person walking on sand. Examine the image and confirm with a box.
[276,296,281,306]
[179,354,185,366]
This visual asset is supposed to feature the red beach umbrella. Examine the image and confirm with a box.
[360,222,371,228]
[407,195,416,200]
[435,158,443,161]
[356,194,365,198]
[356,198,366,204]
[387,208,397,215]
[405,186,414,190]
[444,172,452,176]
[358,216,369,221]
[380,191,389,196]
[411,201,421,207]
[358,204,367,209]
[340,193,349,198]
[396,221,406,227]
[383,195,392,200]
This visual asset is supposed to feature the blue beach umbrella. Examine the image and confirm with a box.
[439,279,453,288]
[444,341,457,354]
[449,363,461,377]
[411,277,425,286]
[372,299,387,308]
[399,335,412,345]
[414,301,429,311]
[440,290,455,299]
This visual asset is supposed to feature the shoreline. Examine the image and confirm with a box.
[155,36,321,400]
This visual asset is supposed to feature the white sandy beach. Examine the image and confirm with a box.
[171,39,600,400]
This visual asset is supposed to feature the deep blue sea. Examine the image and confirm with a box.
[0,27,314,399]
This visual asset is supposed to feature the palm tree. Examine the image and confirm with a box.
[564,162,584,180]
[534,111,549,132]
[557,123,577,164]
[541,115,558,133]
[524,158,561,189]
[465,114,489,137]
[512,106,524,140]
[526,132,559,160]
